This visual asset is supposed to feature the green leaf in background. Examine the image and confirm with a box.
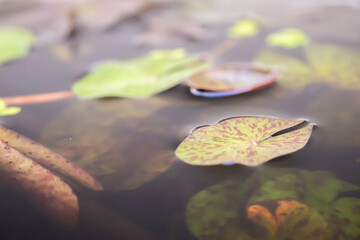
[266,28,309,49]
[0,27,36,65]
[0,99,21,116]
[228,19,259,38]
[255,43,360,90]
[72,48,210,98]
[185,166,360,240]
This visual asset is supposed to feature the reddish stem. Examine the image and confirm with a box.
[2,91,76,106]
[2,37,239,106]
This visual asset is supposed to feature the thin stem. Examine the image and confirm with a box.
[203,38,239,61]
[2,91,76,106]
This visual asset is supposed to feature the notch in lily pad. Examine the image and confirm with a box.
[186,63,277,97]
[175,116,314,166]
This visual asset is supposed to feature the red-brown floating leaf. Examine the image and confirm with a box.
[176,116,314,166]
[0,125,103,191]
[186,64,276,96]
[0,140,79,228]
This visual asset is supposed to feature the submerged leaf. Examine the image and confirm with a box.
[40,98,177,191]
[176,117,313,166]
[0,99,21,116]
[0,125,103,191]
[185,166,360,240]
[228,19,259,38]
[72,49,210,98]
[0,140,79,228]
[247,205,277,236]
[266,28,309,49]
[0,27,35,65]
[275,200,327,240]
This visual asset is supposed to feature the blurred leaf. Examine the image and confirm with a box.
[255,44,360,90]
[72,49,210,98]
[0,100,21,116]
[266,28,309,49]
[228,19,259,38]
[0,140,79,228]
[304,44,360,89]
[73,0,159,30]
[176,117,313,166]
[0,27,35,65]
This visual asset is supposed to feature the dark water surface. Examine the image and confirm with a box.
[0,2,359,240]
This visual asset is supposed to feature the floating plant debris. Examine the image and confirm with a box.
[0,140,79,228]
[0,125,103,191]
[186,64,276,97]
[72,49,210,98]
[228,19,260,38]
[266,28,310,49]
[186,166,360,240]
[0,27,35,65]
[255,43,360,90]
[0,99,21,116]
[176,117,313,166]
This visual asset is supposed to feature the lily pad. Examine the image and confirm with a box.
[185,166,360,240]
[175,117,313,166]
[266,28,310,49]
[254,43,360,90]
[0,27,35,65]
[186,64,276,97]
[0,140,79,228]
[72,49,210,98]
[0,99,21,116]
[228,19,259,38]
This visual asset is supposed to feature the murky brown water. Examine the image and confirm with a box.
[0,1,359,239]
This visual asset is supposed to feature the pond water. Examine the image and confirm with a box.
[0,1,359,240]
